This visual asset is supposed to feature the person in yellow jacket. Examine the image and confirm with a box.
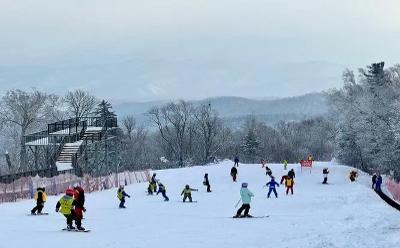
[117,185,130,208]
[56,188,84,230]
[31,187,47,215]
[181,185,198,202]
[285,177,294,195]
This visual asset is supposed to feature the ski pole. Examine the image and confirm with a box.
[234,198,241,208]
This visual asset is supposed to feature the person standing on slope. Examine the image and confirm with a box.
[288,169,295,179]
[261,159,266,168]
[322,168,329,184]
[231,166,238,182]
[117,185,131,208]
[265,166,272,178]
[265,177,279,198]
[285,177,294,195]
[234,182,254,218]
[31,187,47,215]
[203,173,212,192]
[375,173,383,191]
[181,185,198,202]
[149,173,158,194]
[234,156,240,167]
[283,160,288,170]
[73,183,86,229]
[372,173,377,189]
[156,182,169,201]
[56,188,85,230]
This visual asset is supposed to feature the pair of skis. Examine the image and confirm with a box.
[62,228,90,233]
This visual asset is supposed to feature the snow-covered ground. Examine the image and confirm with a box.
[0,161,399,248]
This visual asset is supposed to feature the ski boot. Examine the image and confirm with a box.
[77,226,85,231]
[244,214,253,218]
[67,224,76,230]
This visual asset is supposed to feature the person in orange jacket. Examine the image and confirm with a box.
[285,177,294,195]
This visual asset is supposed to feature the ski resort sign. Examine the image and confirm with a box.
[300,159,312,173]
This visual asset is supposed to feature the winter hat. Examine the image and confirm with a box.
[241,182,248,188]
[66,188,74,196]
[73,182,80,188]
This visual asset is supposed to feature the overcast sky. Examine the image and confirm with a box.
[0,0,399,102]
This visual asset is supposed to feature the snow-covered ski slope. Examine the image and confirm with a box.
[1,161,399,248]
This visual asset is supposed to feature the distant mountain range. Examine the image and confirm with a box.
[114,92,330,128]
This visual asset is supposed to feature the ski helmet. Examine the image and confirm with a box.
[242,182,248,188]
[66,188,74,196]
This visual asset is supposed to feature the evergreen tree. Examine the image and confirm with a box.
[241,117,260,163]
[94,100,116,126]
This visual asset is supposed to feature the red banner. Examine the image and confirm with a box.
[300,160,312,167]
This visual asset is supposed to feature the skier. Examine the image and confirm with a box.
[156,181,169,201]
[375,173,383,191]
[234,156,239,167]
[288,169,295,179]
[149,173,158,194]
[31,187,47,215]
[349,170,358,182]
[265,177,279,198]
[261,159,266,168]
[203,173,211,192]
[372,173,377,189]
[181,185,198,202]
[265,166,272,177]
[73,183,86,228]
[283,160,288,170]
[285,177,294,195]
[56,188,84,230]
[233,182,254,218]
[280,174,288,185]
[117,185,131,208]
[231,166,238,182]
[322,168,329,184]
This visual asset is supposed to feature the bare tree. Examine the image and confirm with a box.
[0,89,57,168]
[64,89,97,118]
[122,115,136,140]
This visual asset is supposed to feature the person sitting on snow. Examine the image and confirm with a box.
[265,177,279,198]
[117,185,130,208]
[181,185,198,202]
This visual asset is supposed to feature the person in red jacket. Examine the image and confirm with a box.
[73,183,86,230]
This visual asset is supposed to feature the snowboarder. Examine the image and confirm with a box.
[203,173,211,192]
[56,188,85,230]
[156,181,169,201]
[234,182,254,218]
[265,177,279,198]
[285,177,294,195]
[117,185,131,208]
[288,169,295,179]
[265,166,272,177]
[349,170,358,182]
[73,183,86,227]
[149,173,158,194]
[234,156,239,167]
[283,160,288,170]
[31,187,47,215]
[372,173,377,189]
[231,166,238,182]
[375,173,383,191]
[181,185,198,202]
[322,168,329,184]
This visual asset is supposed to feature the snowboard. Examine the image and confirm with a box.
[28,213,49,216]
[62,228,90,233]
[178,201,198,203]
[232,215,269,219]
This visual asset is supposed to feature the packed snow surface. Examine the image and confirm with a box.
[0,161,399,248]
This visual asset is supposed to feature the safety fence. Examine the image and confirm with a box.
[0,169,152,203]
[385,178,400,202]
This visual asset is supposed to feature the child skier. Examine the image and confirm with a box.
[285,177,294,195]
[265,166,272,177]
[56,188,85,230]
[234,182,254,218]
[203,173,211,192]
[181,185,198,202]
[283,160,288,170]
[156,181,169,201]
[148,173,158,194]
[231,166,238,182]
[73,183,86,227]
[265,177,279,198]
[322,168,329,184]
[261,159,266,168]
[375,173,383,191]
[280,174,288,185]
[31,187,47,215]
[117,185,131,208]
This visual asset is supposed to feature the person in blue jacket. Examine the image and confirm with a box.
[234,182,254,218]
[265,177,279,198]
[234,156,239,167]
[375,173,383,191]
[156,181,169,201]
